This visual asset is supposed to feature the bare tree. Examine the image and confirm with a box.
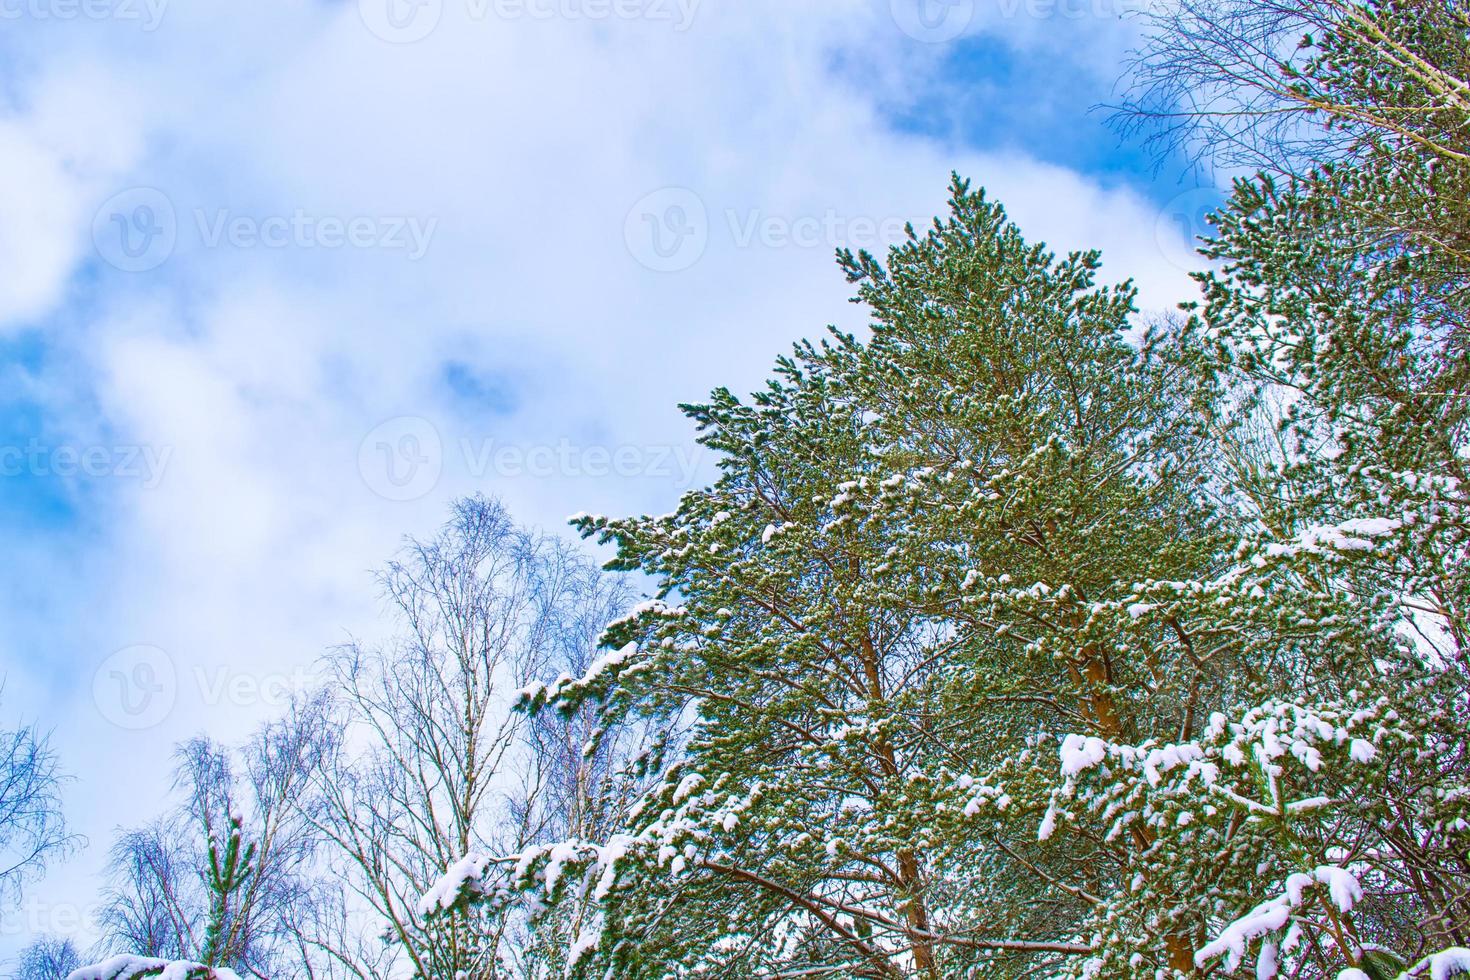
[9,935,82,980]
[1117,0,1470,176]
[298,495,646,980]
[95,822,198,963]
[0,707,77,907]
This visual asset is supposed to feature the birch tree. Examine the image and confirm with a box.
[0,705,76,907]
[303,495,639,980]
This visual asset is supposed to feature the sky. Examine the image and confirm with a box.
[0,0,1222,957]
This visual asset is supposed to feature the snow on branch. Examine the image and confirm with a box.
[66,956,241,980]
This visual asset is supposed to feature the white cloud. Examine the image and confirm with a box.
[0,59,151,331]
[0,124,87,329]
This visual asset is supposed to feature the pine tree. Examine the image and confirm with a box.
[428,178,1247,977]
[199,811,256,969]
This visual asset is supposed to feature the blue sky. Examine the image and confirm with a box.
[0,0,1219,953]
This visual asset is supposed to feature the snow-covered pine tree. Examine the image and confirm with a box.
[424,178,1256,976]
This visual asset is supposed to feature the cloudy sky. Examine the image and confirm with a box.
[0,0,1218,953]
